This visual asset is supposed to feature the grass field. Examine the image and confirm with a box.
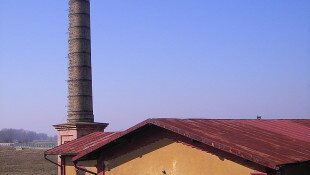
[0,147,57,175]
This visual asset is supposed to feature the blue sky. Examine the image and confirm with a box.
[0,0,309,135]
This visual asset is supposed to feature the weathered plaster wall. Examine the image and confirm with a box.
[105,138,255,175]
[65,158,97,175]
[65,158,75,175]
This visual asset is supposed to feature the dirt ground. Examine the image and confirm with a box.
[0,147,57,175]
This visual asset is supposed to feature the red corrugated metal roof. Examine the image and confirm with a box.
[45,119,310,170]
[45,132,120,155]
[148,119,310,169]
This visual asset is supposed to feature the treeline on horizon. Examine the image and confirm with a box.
[0,128,56,143]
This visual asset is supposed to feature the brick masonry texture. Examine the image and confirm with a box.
[67,0,94,123]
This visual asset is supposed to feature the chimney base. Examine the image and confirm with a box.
[53,122,108,145]
[53,122,108,175]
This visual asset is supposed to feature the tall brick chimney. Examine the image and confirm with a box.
[54,0,108,146]
[53,1,108,174]
[67,0,94,123]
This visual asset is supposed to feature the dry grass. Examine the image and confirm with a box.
[0,147,57,175]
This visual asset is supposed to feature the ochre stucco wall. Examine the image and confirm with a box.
[65,158,97,175]
[105,138,255,175]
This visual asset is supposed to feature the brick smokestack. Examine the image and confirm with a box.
[67,0,94,123]
[53,0,107,161]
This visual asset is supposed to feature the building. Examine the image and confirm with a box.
[0,143,14,147]
[45,118,310,175]
[46,0,310,174]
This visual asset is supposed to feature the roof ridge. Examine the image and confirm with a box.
[148,118,310,121]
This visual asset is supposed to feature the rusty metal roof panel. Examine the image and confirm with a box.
[44,132,119,155]
[149,119,310,169]
[46,119,310,169]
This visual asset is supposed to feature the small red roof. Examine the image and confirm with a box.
[45,132,120,155]
[45,119,310,170]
